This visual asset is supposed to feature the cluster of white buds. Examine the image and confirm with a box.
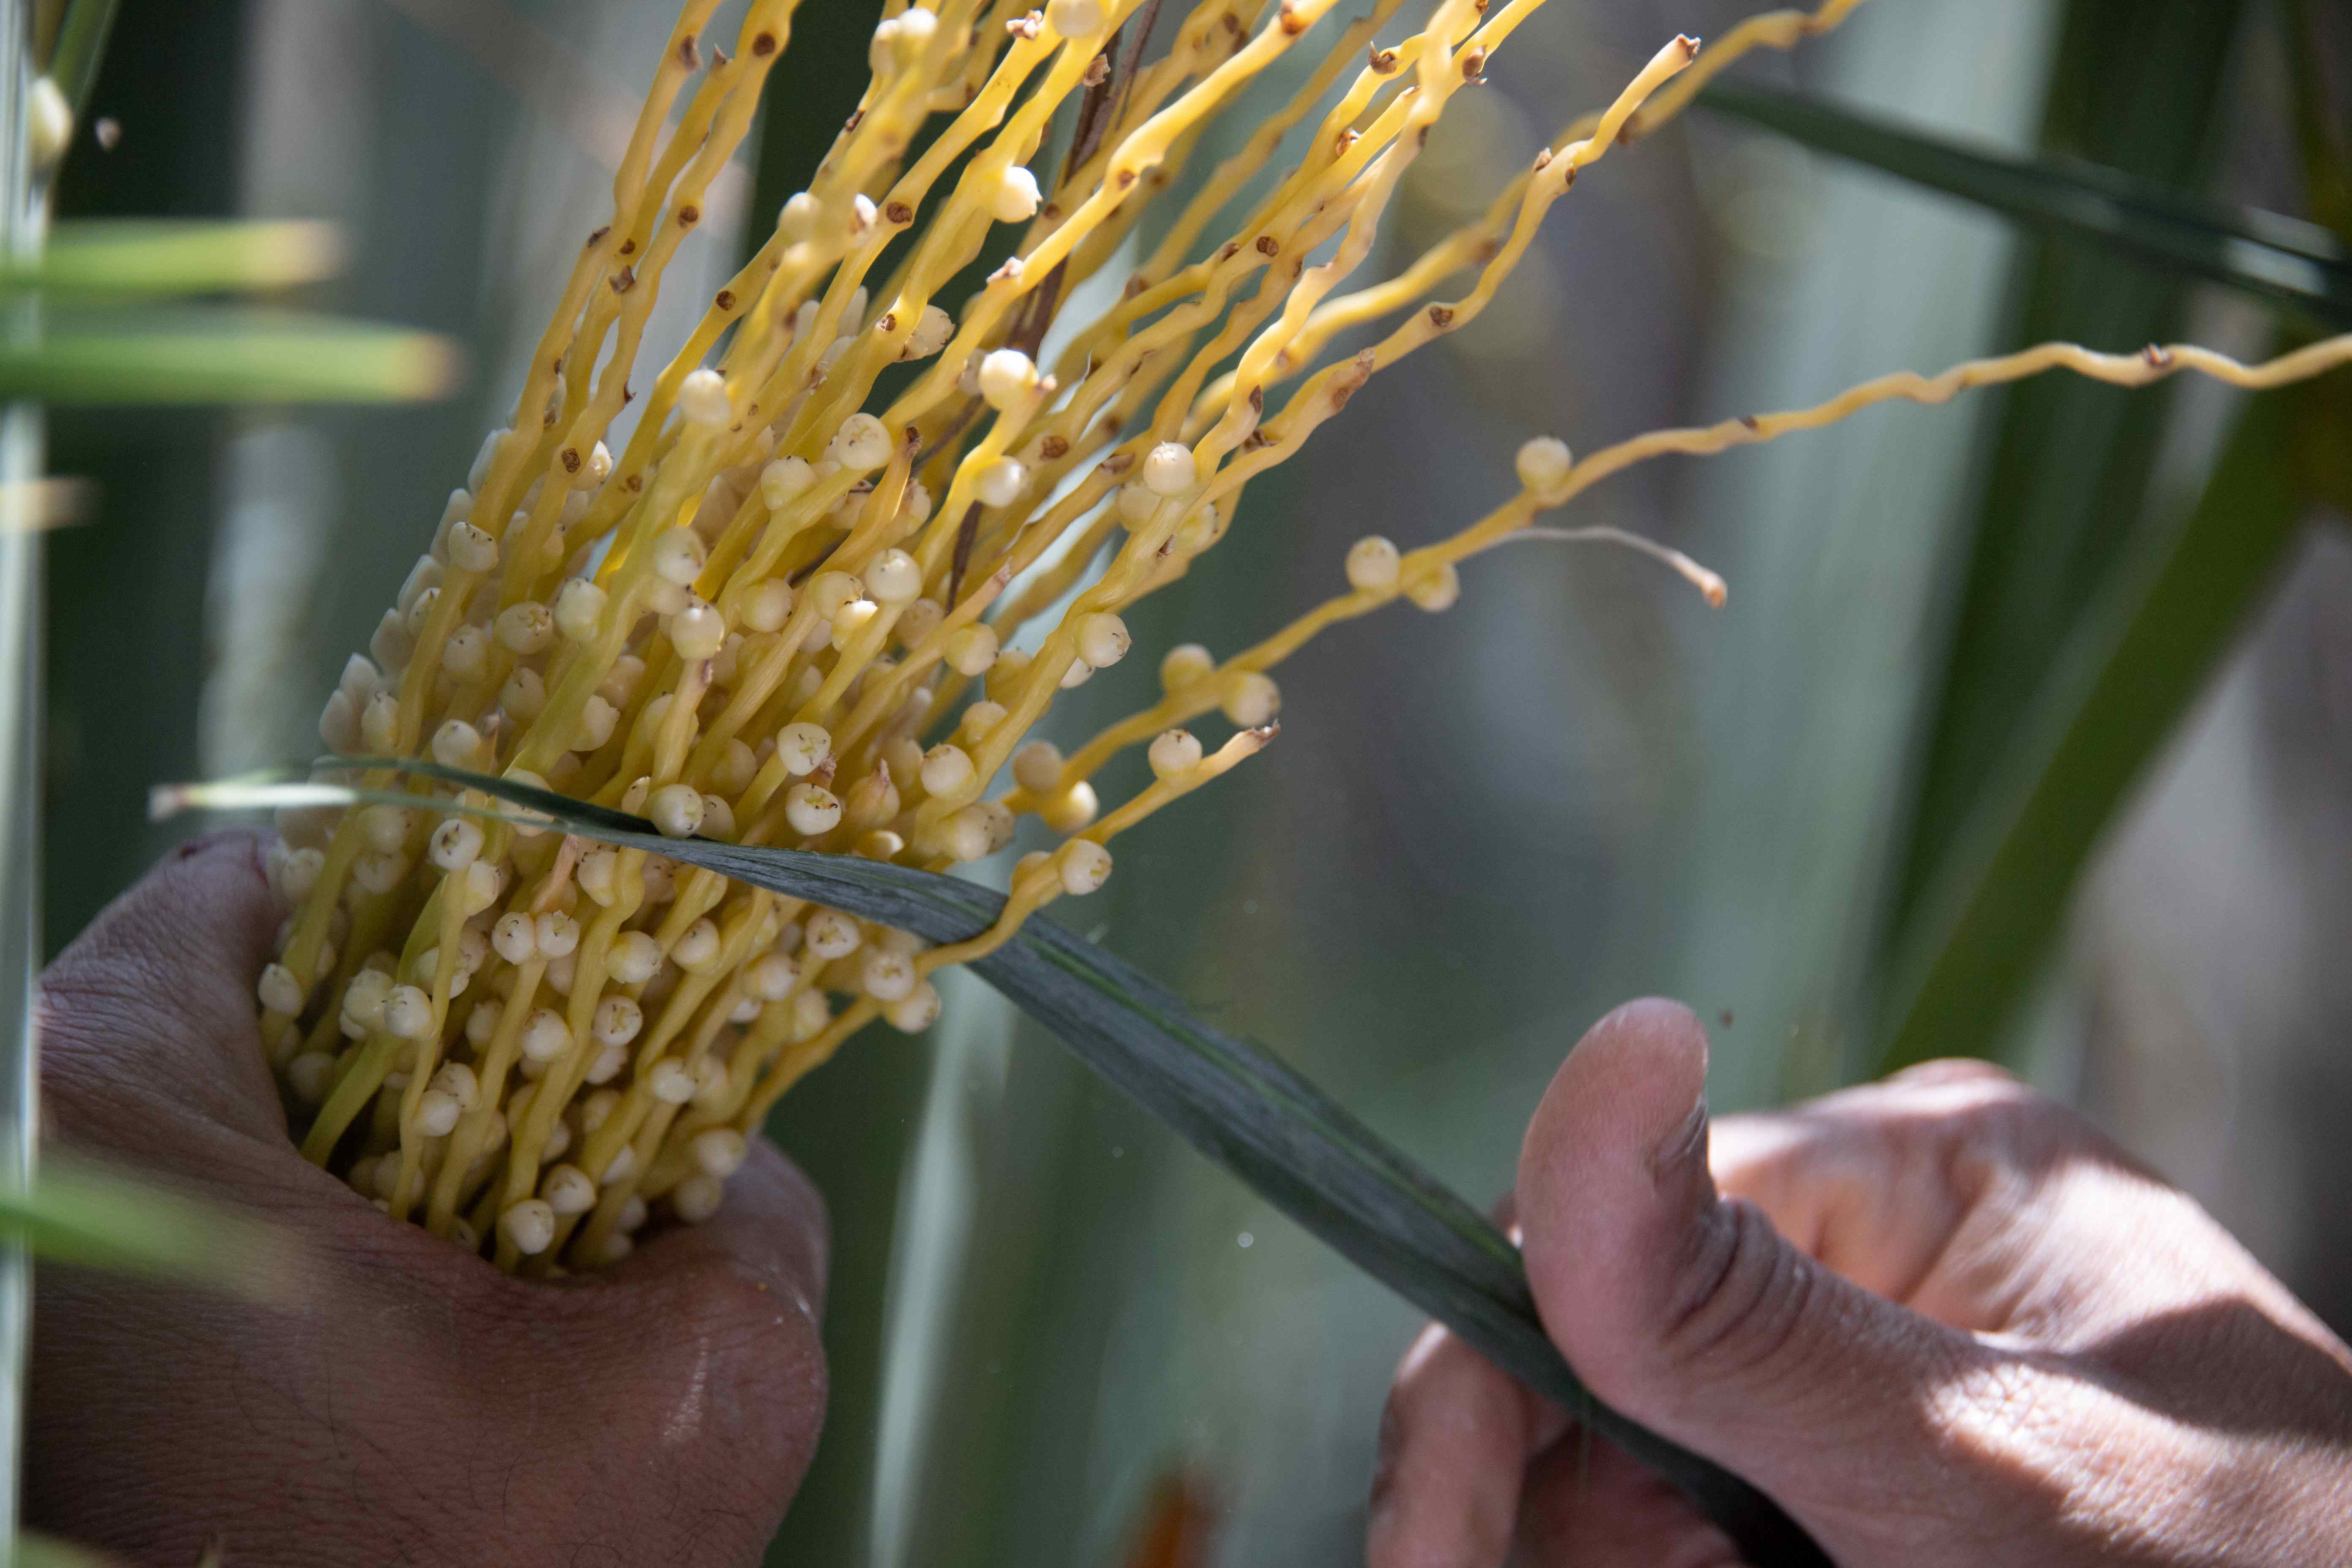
[264,0,1732,1273]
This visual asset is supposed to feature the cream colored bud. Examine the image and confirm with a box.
[1075,612,1130,668]
[977,348,1036,409]
[760,456,815,510]
[1059,839,1112,895]
[1405,561,1462,612]
[1141,442,1196,495]
[1345,535,1401,592]
[1148,729,1203,780]
[1223,672,1280,727]
[500,1199,556,1255]
[1514,435,1574,492]
[651,527,706,586]
[679,368,732,426]
[989,165,1042,224]
[975,456,1026,508]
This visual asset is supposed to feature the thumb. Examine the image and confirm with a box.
[1517,999,1976,1541]
[39,830,289,1146]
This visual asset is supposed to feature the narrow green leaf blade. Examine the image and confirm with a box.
[1698,79,2352,326]
[316,759,1827,1566]
[1876,392,2305,1072]
[8,220,347,294]
[0,310,461,405]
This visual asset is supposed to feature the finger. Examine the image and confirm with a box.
[1514,1424,1745,1567]
[38,830,287,1144]
[1367,1322,1549,1568]
[1515,998,1987,1552]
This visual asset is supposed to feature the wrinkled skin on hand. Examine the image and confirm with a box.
[1370,999,2352,1567]
[29,832,830,1567]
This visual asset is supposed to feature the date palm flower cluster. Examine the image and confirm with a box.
[245,0,2351,1274]
[244,0,1792,1274]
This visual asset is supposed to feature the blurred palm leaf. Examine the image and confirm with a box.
[261,758,1830,1568]
[1854,0,2338,1072]
[0,309,460,406]
[1696,71,2350,325]
[9,219,346,294]
[1876,392,2304,1071]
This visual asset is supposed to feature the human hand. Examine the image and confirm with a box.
[1368,998,2352,1566]
[28,832,830,1567]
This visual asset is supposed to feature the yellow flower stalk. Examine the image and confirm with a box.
[250,0,1752,1274]
[245,0,2352,1277]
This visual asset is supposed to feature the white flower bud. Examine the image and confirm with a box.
[1059,839,1113,895]
[860,948,918,1002]
[1039,779,1099,834]
[989,165,1042,225]
[1514,435,1574,492]
[776,721,831,777]
[468,429,511,492]
[1148,728,1203,780]
[534,911,580,958]
[976,348,1036,409]
[257,963,305,1016]
[650,527,706,586]
[287,1051,336,1104]
[1141,442,1197,495]
[918,743,975,798]
[829,412,894,471]
[936,805,993,863]
[1159,643,1214,693]
[491,912,536,965]
[1047,0,1103,35]
[673,1173,725,1222]
[691,1128,749,1178]
[1223,672,1280,727]
[1075,612,1130,668]
[555,578,608,643]
[499,1199,556,1255]
[648,1060,697,1103]
[804,909,863,961]
[747,953,798,1001]
[415,1089,463,1137]
[679,368,732,426]
[519,1008,571,1064]
[1345,535,1401,592]
[668,597,727,661]
[723,584,788,642]
[754,457,815,518]
[1011,740,1063,794]
[383,984,434,1039]
[447,521,499,574]
[430,1061,480,1109]
[904,304,955,359]
[1114,483,1160,529]
[791,988,833,1040]
[647,782,705,838]
[974,457,1026,508]
[863,548,924,606]
[1405,561,1462,612]
[830,599,879,652]
[431,719,485,769]
[938,624,996,677]
[1060,659,1093,689]
[542,1164,597,1215]
[885,981,942,1033]
[672,918,723,974]
[808,570,862,622]
[319,689,362,754]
